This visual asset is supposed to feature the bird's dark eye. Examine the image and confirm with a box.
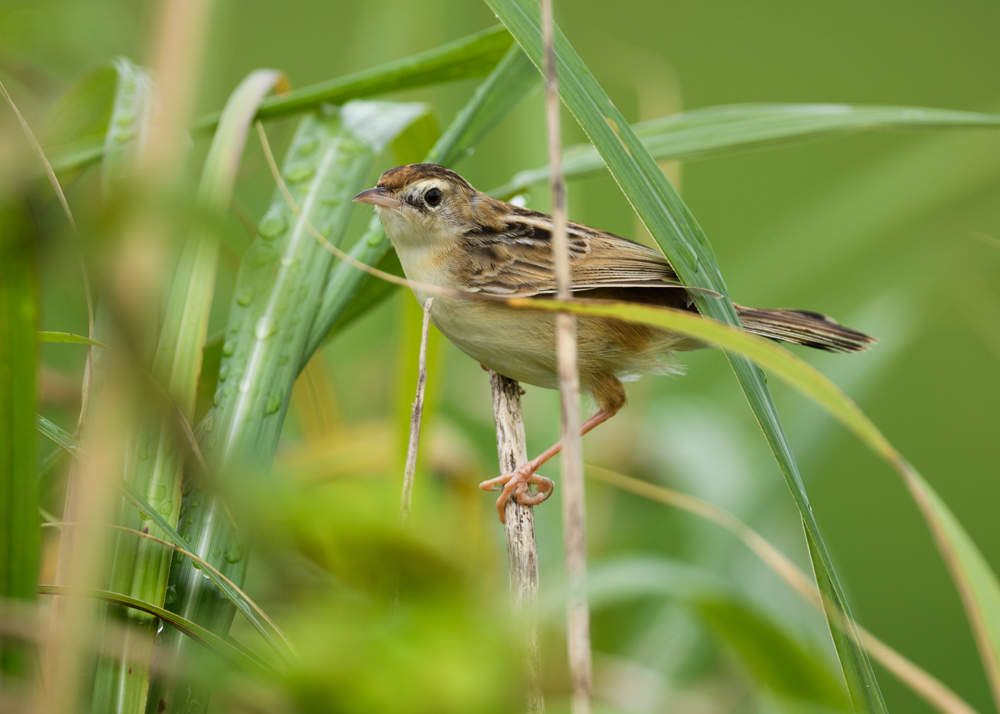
[424,187,443,207]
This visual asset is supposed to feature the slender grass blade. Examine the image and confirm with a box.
[0,197,40,678]
[491,103,1000,197]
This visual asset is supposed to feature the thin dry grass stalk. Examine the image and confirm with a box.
[400,297,434,523]
[540,0,592,711]
[489,371,543,714]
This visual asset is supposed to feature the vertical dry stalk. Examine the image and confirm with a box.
[489,371,543,714]
[540,0,593,711]
[34,375,131,714]
[400,298,433,523]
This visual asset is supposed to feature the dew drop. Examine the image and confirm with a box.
[222,340,235,357]
[224,539,244,564]
[213,390,221,406]
[164,585,177,605]
[159,500,172,515]
[218,364,229,382]
[258,211,287,240]
[153,484,166,500]
[253,246,276,267]
[254,316,275,340]
[297,136,318,156]
[285,163,315,184]
[265,390,282,415]
[236,288,254,306]
[203,414,215,432]
[238,378,250,394]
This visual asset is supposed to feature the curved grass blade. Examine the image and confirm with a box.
[51,27,513,175]
[100,58,155,195]
[491,103,1000,197]
[485,2,887,708]
[513,293,1000,709]
[304,44,539,356]
[37,585,273,678]
[37,331,109,349]
[0,197,39,678]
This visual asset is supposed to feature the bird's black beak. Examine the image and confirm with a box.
[353,187,402,209]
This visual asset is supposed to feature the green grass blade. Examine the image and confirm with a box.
[196,25,511,132]
[37,585,274,678]
[491,103,1000,196]
[485,2,887,709]
[51,27,513,176]
[100,58,155,195]
[0,197,40,678]
[37,331,109,349]
[512,293,1000,707]
[304,44,539,356]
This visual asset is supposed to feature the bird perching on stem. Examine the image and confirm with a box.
[354,163,875,522]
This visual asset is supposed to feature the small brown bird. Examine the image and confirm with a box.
[354,164,874,522]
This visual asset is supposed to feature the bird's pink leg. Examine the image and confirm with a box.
[480,409,617,523]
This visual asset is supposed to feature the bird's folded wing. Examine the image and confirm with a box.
[456,218,691,297]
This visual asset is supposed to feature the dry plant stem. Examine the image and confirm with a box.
[586,465,979,714]
[541,0,592,711]
[489,371,543,714]
[400,298,434,523]
[34,375,130,714]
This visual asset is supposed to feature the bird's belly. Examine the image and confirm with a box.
[425,296,685,393]
[430,297,562,390]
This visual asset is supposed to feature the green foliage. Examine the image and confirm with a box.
[6,4,1000,714]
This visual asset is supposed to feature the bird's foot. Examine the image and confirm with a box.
[479,463,554,523]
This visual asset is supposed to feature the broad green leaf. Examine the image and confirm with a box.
[155,101,428,714]
[94,70,291,714]
[305,44,539,356]
[37,585,273,678]
[37,331,109,349]
[490,103,1000,197]
[51,26,513,175]
[485,2,886,709]
[42,63,117,159]
[0,197,40,677]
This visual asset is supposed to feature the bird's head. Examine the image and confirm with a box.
[353,163,492,248]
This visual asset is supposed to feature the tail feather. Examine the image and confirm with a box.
[734,304,875,353]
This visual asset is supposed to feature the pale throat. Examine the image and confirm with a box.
[377,206,452,299]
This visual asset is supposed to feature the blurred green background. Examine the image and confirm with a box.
[6,0,1000,711]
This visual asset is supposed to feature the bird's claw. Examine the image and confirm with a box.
[479,465,554,523]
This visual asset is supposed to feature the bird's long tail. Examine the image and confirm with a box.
[734,304,875,353]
